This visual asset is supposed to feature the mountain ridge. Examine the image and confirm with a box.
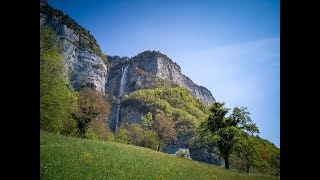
[106,50,215,106]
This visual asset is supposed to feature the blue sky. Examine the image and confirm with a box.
[48,0,280,147]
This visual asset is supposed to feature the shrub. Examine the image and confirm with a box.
[115,126,129,144]
[141,130,160,150]
[125,123,144,146]
[89,116,114,141]
[85,126,97,140]
[60,115,79,137]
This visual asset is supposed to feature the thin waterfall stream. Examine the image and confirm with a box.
[115,64,129,132]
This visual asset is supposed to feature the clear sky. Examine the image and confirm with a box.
[48,0,280,147]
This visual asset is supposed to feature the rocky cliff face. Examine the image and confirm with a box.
[106,50,215,106]
[40,1,108,92]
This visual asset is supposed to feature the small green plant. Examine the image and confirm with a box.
[92,63,104,70]
[82,152,94,165]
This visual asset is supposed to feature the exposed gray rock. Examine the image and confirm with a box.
[40,9,107,93]
[155,55,215,106]
[107,56,130,67]
[163,133,223,166]
[106,50,215,106]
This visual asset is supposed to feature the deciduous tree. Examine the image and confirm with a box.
[154,113,177,151]
[74,87,110,136]
[198,102,259,169]
[125,123,144,146]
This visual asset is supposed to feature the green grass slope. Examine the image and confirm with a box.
[40,131,279,179]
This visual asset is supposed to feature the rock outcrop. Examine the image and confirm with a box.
[40,0,108,92]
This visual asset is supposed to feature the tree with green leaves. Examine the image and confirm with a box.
[40,26,78,135]
[235,135,267,173]
[254,137,280,175]
[198,102,259,169]
[86,115,114,141]
[141,130,160,150]
[141,112,153,129]
[228,107,259,134]
[74,87,110,136]
[115,125,129,144]
[125,123,144,146]
[154,113,177,151]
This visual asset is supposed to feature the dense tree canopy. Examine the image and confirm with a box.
[123,87,208,137]
[40,26,78,135]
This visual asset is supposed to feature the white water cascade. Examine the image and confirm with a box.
[115,64,129,132]
[115,105,121,132]
[118,64,129,98]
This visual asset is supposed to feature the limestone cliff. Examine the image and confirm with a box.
[106,50,215,106]
[40,0,108,92]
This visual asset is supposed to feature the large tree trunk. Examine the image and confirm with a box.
[246,165,250,173]
[224,158,229,169]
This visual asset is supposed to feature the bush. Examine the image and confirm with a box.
[85,126,97,140]
[88,116,114,141]
[125,123,144,146]
[141,130,160,150]
[115,126,129,144]
[60,115,79,137]
[174,148,192,159]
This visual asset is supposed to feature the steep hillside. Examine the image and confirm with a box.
[40,131,279,180]
[121,87,207,133]
[40,0,108,92]
[114,87,222,165]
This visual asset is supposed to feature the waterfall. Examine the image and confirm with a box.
[115,105,121,132]
[118,64,129,98]
[115,64,129,132]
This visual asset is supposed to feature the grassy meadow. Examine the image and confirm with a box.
[40,131,279,179]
